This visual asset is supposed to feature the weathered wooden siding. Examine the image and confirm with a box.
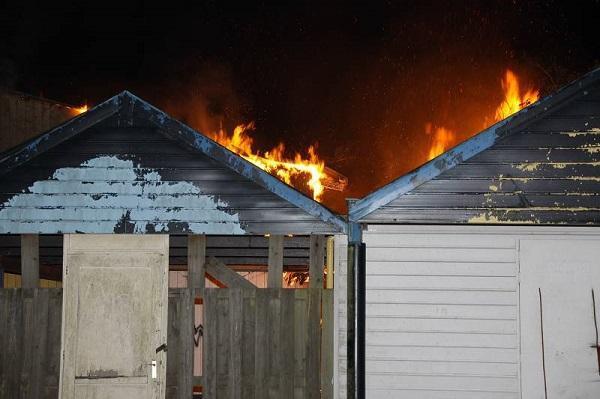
[359,82,600,225]
[203,288,328,399]
[0,122,340,234]
[0,288,62,399]
[360,226,519,399]
[166,289,194,399]
[0,90,76,153]
[0,92,344,235]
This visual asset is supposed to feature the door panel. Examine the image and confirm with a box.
[520,239,600,399]
[59,235,169,399]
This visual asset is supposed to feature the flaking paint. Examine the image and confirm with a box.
[0,155,246,234]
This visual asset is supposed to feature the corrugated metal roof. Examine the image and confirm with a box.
[350,67,600,225]
[0,91,346,234]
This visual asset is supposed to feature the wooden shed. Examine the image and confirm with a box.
[0,91,347,399]
[343,67,600,399]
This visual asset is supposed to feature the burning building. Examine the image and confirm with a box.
[0,91,346,398]
[342,67,600,399]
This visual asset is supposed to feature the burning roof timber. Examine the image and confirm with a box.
[350,66,600,225]
[0,91,346,235]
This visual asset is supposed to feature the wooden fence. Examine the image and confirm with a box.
[0,288,62,399]
[203,288,334,399]
[0,287,334,399]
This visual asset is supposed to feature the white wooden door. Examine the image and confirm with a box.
[520,239,600,399]
[59,234,169,399]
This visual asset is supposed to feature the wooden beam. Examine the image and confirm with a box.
[326,236,334,289]
[267,235,284,288]
[187,235,205,399]
[187,235,206,294]
[205,257,256,289]
[20,234,39,288]
[309,235,325,289]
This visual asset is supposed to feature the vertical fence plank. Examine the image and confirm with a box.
[216,289,231,398]
[309,236,325,289]
[0,289,9,397]
[294,289,308,399]
[166,289,193,399]
[266,289,282,399]
[321,289,334,399]
[280,289,295,398]
[21,289,34,397]
[254,289,267,399]
[204,289,217,399]
[268,236,284,288]
[21,235,40,288]
[45,289,62,399]
[166,291,181,399]
[241,290,256,399]
[229,289,242,399]
[31,289,50,399]
[306,289,322,399]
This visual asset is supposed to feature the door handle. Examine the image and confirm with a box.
[150,360,157,379]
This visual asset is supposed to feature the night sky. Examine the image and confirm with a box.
[2,1,599,211]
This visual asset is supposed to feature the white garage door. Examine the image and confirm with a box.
[363,227,520,399]
[520,239,600,399]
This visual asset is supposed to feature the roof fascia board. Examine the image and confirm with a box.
[349,66,600,222]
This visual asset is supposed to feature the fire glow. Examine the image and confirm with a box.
[70,104,88,115]
[208,123,328,201]
[427,69,540,160]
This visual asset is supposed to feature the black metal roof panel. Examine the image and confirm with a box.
[351,67,600,225]
[0,92,345,234]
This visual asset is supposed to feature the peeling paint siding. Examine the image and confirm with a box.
[0,156,245,234]
[359,91,600,225]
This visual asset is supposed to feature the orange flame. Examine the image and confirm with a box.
[71,105,88,115]
[426,69,539,161]
[426,124,456,160]
[493,69,539,121]
[209,123,327,201]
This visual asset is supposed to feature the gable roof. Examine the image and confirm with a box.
[349,66,600,224]
[0,91,346,234]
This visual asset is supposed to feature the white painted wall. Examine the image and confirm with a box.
[333,234,348,399]
[334,225,600,399]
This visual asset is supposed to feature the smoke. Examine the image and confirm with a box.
[156,61,248,137]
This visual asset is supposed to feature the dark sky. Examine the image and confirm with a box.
[2,0,599,211]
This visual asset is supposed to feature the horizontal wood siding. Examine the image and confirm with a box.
[360,230,519,399]
[362,84,600,225]
[0,124,339,235]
